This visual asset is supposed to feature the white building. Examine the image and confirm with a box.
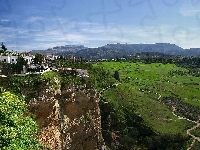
[0,53,34,64]
[45,54,59,61]
[23,56,34,64]
[0,55,18,64]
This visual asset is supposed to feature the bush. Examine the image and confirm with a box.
[0,89,42,149]
[41,71,61,90]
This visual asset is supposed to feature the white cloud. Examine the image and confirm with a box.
[2,18,200,51]
[0,19,11,22]
[179,4,200,17]
[25,16,45,23]
[180,9,200,16]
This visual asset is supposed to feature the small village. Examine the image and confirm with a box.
[0,43,89,78]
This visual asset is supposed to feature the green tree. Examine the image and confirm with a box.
[0,89,42,149]
[33,53,44,64]
[114,70,120,81]
[1,42,7,53]
[1,63,13,76]
[12,56,28,74]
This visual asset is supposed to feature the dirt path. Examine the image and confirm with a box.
[98,83,121,99]
[158,94,200,150]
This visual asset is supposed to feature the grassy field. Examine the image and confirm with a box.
[191,127,200,138]
[93,62,200,106]
[93,62,200,135]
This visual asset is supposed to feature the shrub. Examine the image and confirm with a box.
[0,89,42,149]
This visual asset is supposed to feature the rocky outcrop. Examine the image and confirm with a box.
[28,81,105,150]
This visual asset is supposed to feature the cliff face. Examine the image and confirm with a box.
[28,81,105,150]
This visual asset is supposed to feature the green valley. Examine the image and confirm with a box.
[93,61,200,149]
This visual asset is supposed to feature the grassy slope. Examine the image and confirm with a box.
[93,62,199,135]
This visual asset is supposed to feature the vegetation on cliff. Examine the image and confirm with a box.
[0,88,42,149]
[56,59,116,90]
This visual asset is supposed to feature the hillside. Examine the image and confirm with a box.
[93,61,200,149]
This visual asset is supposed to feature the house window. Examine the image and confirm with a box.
[3,59,6,62]
[12,59,14,61]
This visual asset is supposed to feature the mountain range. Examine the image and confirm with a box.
[30,43,200,60]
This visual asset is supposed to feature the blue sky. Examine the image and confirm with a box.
[1,0,200,51]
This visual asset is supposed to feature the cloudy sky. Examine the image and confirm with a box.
[1,0,200,51]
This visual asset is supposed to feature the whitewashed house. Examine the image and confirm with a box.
[0,53,34,64]
[0,55,18,64]
[23,55,34,64]
[45,54,59,61]
[10,56,18,63]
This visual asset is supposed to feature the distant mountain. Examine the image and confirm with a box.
[184,48,200,56]
[30,45,88,55]
[30,43,200,60]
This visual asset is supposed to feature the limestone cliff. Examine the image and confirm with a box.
[28,80,105,150]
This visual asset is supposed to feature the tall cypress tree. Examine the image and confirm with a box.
[1,42,7,52]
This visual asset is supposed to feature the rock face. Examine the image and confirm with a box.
[28,81,105,150]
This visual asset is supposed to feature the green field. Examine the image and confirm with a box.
[94,62,200,107]
[191,127,200,138]
[93,62,200,135]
